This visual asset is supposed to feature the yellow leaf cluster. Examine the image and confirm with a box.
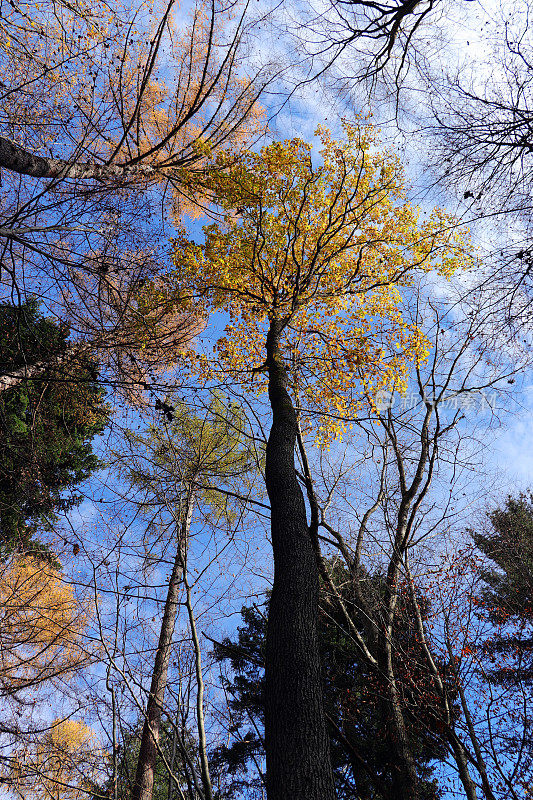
[172,122,472,441]
[0,557,90,697]
[11,719,101,800]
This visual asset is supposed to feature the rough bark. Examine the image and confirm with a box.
[263,317,336,800]
[0,136,155,181]
[380,666,421,800]
[380,564,421,800]
[132,499,192,800]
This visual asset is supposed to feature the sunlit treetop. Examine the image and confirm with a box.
[0,0,264,215]
[169,122,472,441]
[119,394,259,522]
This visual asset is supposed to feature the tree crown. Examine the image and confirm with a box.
[170,122,471,440]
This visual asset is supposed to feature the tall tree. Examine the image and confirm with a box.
[0,301,109,557]
[111,396,258,800]
[170,123,470,800]
[473,492,533,686]
[212,570,453,800]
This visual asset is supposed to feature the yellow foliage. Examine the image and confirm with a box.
[0,557,90,697]
[11,719,101,800]
[171,122,472,441]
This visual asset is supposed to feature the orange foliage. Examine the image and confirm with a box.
[11,719,102,800]
[1,0,264,207]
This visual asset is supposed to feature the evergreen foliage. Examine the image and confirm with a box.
[96,720,216,800]
[211,566,453,800]
[473,492,533,685]
[0,301,110,557]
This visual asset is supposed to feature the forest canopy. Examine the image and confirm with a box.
[0,1,532,800]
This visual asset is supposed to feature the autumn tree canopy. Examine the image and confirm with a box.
[11,719,101,800]
[173,122,470,439]
[0,555,90,709]
[0,0,265,207]
[0,0,266,404]
[1,3,529,798]
[158,122,474,800]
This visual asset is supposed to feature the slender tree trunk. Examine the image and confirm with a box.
[132,497,193,800]
[380,675,421,800]
[263,318,336,800]
[405,562,479,800]
[0,345,88,393]
[0,135,155,181]
[183,566,214,800]
[168,727,177,800]
[381,570,421,800]
[449,736,480,800]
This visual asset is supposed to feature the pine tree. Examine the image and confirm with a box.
[112,395,258,800]
[0,301,110,557]
[473,492,533,685]
[211,566,453,800]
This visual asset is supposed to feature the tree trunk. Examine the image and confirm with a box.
[380,574,421,800]
[381,679,421,800]
[263,318,336,800]
[0,345,88,393]
[132,498,192,800]
[449,736,480,800]
[0,135,154,181]
[183,565,213,800]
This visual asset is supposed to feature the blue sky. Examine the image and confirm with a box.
[2,0,532,795]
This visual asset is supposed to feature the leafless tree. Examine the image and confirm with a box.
[290,285,528,799]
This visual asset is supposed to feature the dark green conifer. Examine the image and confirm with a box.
[211,567,453,800]
[0,301,110,558]
[473,492,533,685]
